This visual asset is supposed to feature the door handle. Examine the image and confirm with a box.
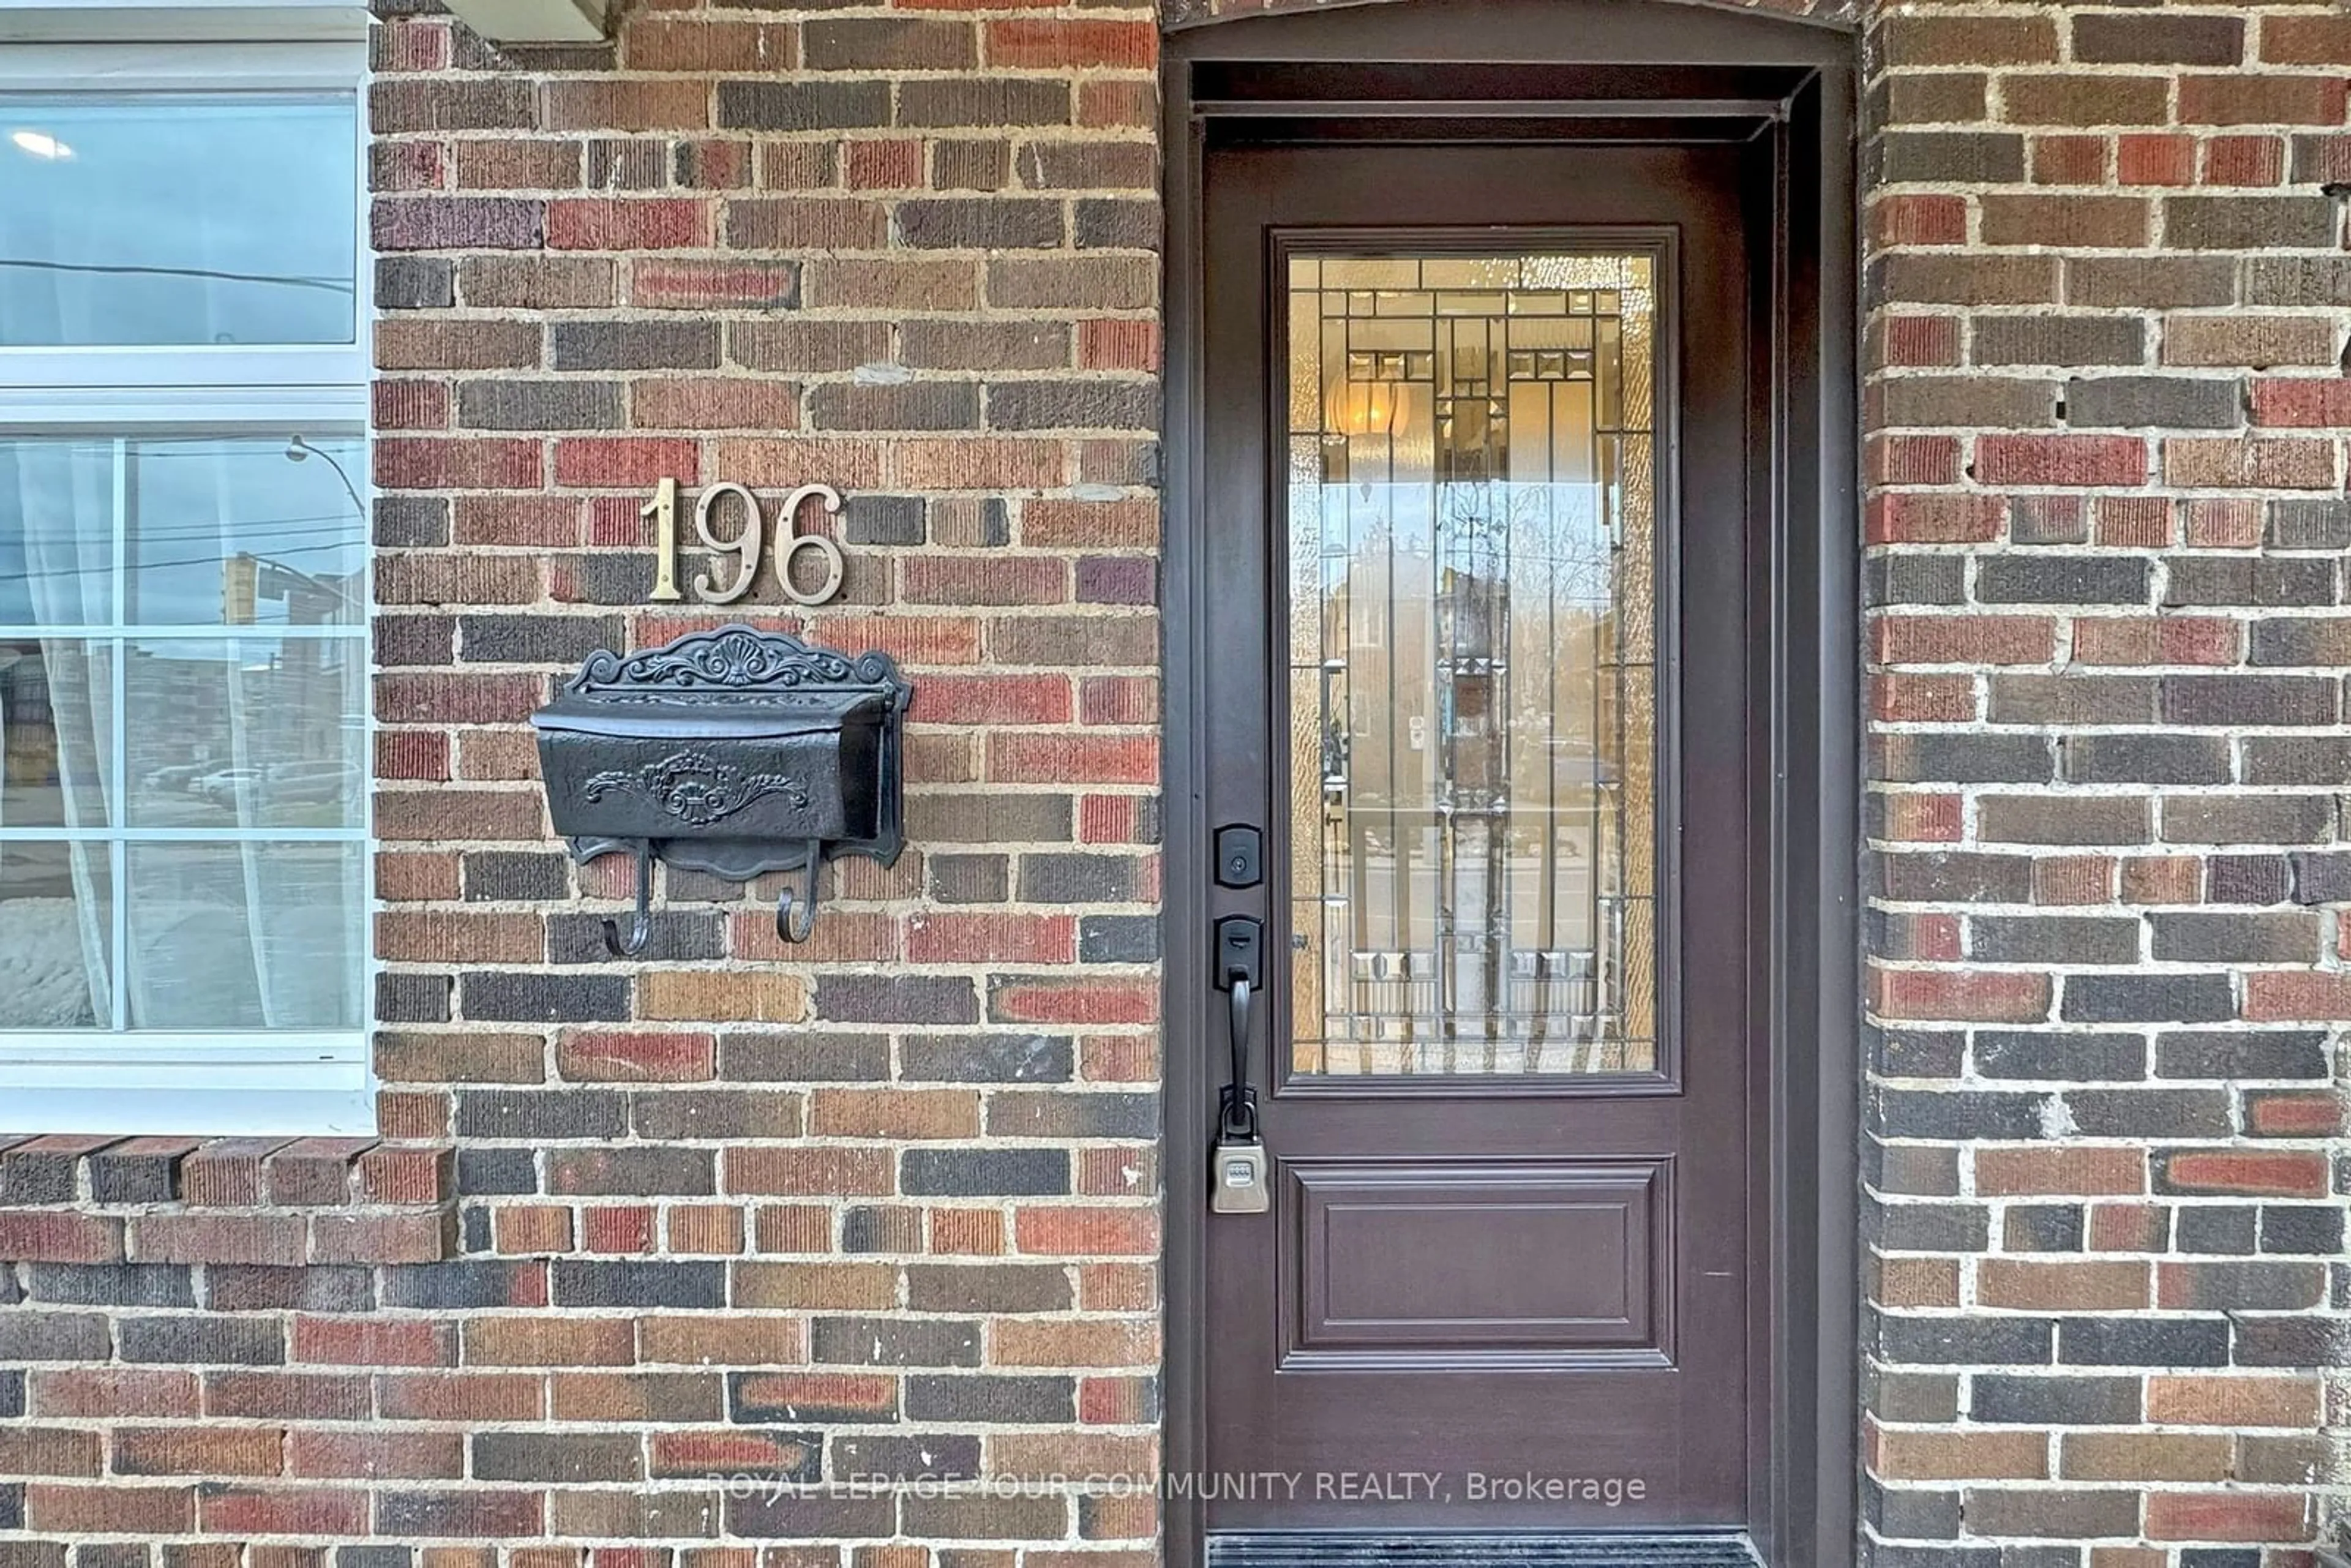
[1227,972,1252,1112]
[1215,913,1264,1129]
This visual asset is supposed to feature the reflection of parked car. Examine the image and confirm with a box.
[195,767,263,806]
[264,762,359,805]
[142,763,209,793]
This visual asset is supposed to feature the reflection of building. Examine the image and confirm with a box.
[1314,499,1631,1045]
[0,643,58,801]
[122,639,350,790]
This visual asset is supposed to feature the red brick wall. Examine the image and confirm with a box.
[370,0,1166,1554]
[2,0,2350,1564]
[1860,3,2351,1561]
[9,0,1166,1560]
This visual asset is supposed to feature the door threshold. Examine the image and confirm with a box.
[1207,1532,1763,1567]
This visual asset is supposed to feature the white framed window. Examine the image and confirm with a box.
[0,20,373,1135]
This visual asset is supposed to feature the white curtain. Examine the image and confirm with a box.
[6,441,117,1030]
[223,620,363,1030]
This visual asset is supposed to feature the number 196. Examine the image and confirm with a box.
[645,478,849,608]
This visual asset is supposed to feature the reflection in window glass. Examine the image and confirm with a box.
[124,639,366,829]
[0,639,111,828]
[0,841,111,1028]
[132,438,368,626]
[127,843,362,1030]
[0,95,358,347]
[1286,253,1660,1076]
[0,435,366,1032]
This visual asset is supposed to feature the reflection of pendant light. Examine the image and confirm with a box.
[1325,374,1410,440]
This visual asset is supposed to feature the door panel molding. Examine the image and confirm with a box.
[1283,1157,1674,1367]
[1161,5,1859,1565]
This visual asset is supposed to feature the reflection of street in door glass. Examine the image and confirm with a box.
[1286,252,1660,1077]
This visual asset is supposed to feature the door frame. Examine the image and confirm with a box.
[1158,1,1861,1563]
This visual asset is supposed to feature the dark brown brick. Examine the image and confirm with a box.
[2003,74,2171,126]
[2165,196,2337,250]
[803,18,975,70]
[2073,13,2243,65]
[717,80,890,132]
[896,200,1065,250]
[898,78,1071,129]
[2066,257,2236,310]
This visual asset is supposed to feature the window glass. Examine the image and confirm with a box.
[0,839,112,1028]
[126,842,363,1030]
[0,95,358,348]
[0,638,111,828]
[0,433,367,1032]
[123,637,366,829]
[131,437,368,626]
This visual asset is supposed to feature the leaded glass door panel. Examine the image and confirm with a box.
[1283,247,1667,1079]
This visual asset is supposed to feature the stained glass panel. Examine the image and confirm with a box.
[1283,251,1660,1076]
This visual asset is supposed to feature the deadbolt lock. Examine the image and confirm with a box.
[1214,824,1262,889]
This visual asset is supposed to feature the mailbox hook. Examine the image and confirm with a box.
[603,844,656,958]
[774,841,823,945]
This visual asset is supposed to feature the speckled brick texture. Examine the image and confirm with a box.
[1,0,2348,1564]
[1859,3,2351,1562]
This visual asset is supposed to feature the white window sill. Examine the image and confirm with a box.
[0,1082,374,1136]
[0,1037,373,1135]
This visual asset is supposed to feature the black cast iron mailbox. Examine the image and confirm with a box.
[531,624,913,953]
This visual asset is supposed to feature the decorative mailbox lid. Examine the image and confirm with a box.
[533,686,888,739]
[531,626,902,741]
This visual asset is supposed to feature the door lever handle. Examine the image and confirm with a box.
[1226,972,1252,1123]
[1213,915,1264,1141]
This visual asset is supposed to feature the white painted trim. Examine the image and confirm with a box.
[0,623,364,639]
[0,2,366,45]
[0,384,367,429]
[0,827,369,841]
[0,350,371,399]
[0,37,362,81]
[0,1035,372,1134]
[0,1032,368,1066]
[0,1081,375,1136]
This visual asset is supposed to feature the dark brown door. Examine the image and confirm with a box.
[1199,139,1757,1531]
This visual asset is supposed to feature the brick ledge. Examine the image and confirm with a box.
[0,1135,456,1266]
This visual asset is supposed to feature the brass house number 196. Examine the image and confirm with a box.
[643,478,849,607]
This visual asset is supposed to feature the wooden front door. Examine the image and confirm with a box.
[1194,135,1761,1533]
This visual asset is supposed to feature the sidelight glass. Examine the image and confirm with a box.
[1284,251,1660,1076]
